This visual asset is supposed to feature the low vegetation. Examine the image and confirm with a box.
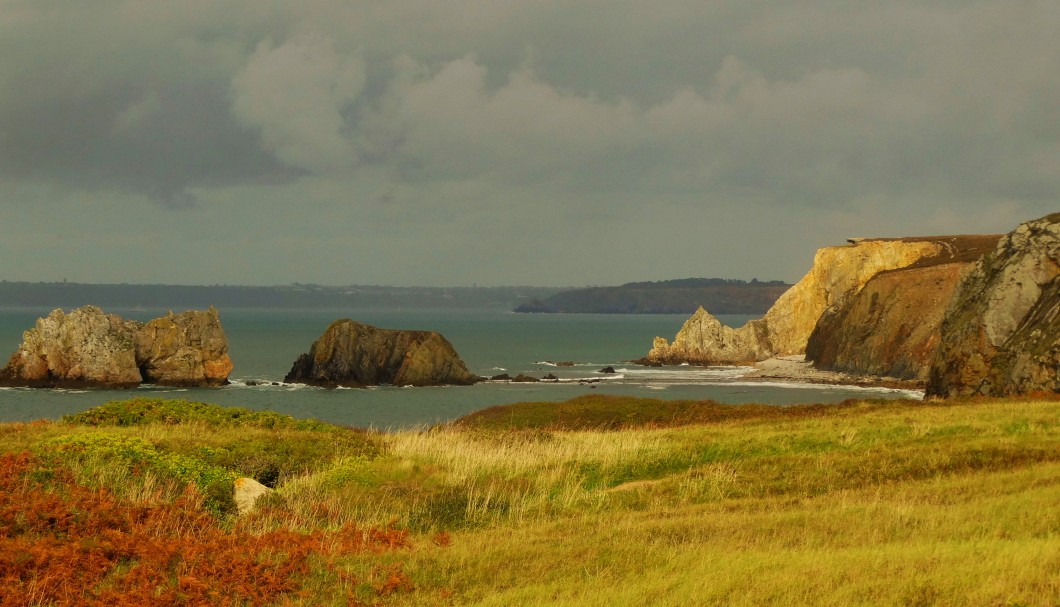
[1,395,1057,605]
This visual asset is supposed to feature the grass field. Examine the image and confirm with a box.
[1,394,1057,605]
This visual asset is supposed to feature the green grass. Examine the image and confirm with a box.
[2,395,1058,605]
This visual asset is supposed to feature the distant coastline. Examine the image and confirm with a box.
[0,281,562,311]
[515,278,791,315]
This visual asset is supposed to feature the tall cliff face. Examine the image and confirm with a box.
[926,214,1060,397]
[647,239,944,365]
[284,319,478,388]
[806,235,1002,381]
[0,306,234,388]
[0,306,142,388]
[136,307,234,386]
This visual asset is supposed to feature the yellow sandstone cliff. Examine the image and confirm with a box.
[646,238,947,365]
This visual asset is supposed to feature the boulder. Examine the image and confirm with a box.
[0,306,142,388]
[233,477,274,515]
[284,319,477,388]
[646,238,951,365]
[135,307,233,386]
[926,214,1060,397]
[599,366,616,374]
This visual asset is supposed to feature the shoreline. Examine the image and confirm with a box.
[739,355,925,392]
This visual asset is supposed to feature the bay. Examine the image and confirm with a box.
[0,307,919,429]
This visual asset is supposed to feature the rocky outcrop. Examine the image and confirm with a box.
[806,235,1002,381]
[284,320,478,388]
[0,306,233,388]
[0,306,141,388]
[135,307,234,386]
[647,239,946,365]
[927,214,1060,397]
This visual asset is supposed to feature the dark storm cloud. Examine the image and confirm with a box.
[1,1,1057,285]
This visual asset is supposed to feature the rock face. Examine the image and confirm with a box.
[926,214,1060,397]
[0,306,233,388]
[284,320,477,388]
[647,239,946,365]
[807,235,1002,381]
[0,306,141,388]
[135,307,234,386]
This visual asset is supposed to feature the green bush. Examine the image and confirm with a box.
[63,398,341,432]
[42,433,237,515]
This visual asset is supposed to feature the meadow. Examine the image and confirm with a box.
[1,394,1057,606]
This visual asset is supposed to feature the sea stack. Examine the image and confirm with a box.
[284,319,478,388]
[135,307,234,386]
[0,306,142,388]
[926,213,1060,397]
[0,306,234,388]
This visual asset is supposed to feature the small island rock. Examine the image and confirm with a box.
[284,319,477,388]
[0,306,141,388]
[136,307,233,386]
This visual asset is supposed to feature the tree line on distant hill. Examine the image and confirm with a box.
[514,278,791,314]
[0,281,561,310]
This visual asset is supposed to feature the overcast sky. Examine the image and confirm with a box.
[1,1,1056,287]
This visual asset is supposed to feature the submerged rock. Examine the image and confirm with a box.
[284,319,477,388]
[0,306,141,388]
[927,214,1060,397]
[135,307,233,386]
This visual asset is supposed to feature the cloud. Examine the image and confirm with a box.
[1,1,1058,286]
[232,36,365,174]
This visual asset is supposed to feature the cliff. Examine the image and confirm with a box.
[647,238,946,364]
[926,214,1060,397]
[0,306,233,388]
[806,235,1002,381]
[284,320,478,388]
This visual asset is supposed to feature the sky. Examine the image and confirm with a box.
[1,1,1057,287]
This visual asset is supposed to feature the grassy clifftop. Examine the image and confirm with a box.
[1,395,1058,605]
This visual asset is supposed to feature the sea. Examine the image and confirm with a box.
[0,307,922,429]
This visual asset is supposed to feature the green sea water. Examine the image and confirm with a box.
[0,307,921,429]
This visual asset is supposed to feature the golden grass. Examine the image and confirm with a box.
[1,395,1057,605]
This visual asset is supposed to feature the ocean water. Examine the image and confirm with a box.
[0,307,921,429]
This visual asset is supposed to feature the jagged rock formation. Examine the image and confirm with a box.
[927,214,1060,397]
[136,307,234,386]
[0,306,142,388]
[647,239,947,365]
[807,235,1002,381]
[0,306,233,388]
[284,320,478,388]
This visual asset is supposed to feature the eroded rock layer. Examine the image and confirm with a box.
[647,238,946,365]
[926,214,1060,397]
[284,319,477,388]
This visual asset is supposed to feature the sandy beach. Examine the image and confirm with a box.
[742,355,924,391]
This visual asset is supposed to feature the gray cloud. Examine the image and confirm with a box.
[1,1,1057,285]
